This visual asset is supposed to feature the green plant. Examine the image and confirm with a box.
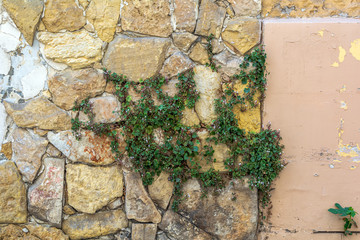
[328,203,358,235]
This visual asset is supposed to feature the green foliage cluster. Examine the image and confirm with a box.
[71,37,284,210]
[328,203,358,235]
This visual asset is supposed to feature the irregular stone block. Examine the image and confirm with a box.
[173,0,199,32]
[37,30,103,69]
[178,178,258,240]
[28,158,65,227]
[0,142,12,160]
[2,0,43,45]
[124,169,162,223]
[86,0,121,42]
[159,210,212,240]
[4,96,72,131]
[189,43,209,65]
[48,130,115,165]
[121,0,172,37]
[0,224,69,240]
[193,66,221,125]
[81,94,121,123]
[103,35,170,82]
[0,161,27,223]
[12,128,48,183]
[222,18,260,55]
[172,32,198,53]
[195,0,226,38]
[148,172,174,209]
[132,224,157,240]
[62,209,128,240]
[181,108,201,126]
[160,52,194,78]
[42,0,86,32]
[66,164,123,214]
[229,0,261,17]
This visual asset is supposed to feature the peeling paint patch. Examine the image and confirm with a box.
[340,85,346,93]
[338,46,346,63]
[333,160,342,163]
[318,30,324,37]
[337,118,360,159]
[340,101,348,110]
[331,62,339,67]
[350,166,357,170]
[350,39,360,61]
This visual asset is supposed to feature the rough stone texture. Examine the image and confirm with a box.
[193,66,221,124]
[172,32,198,53]
[28,158,65,227]
[192,129,230,172]
[63,205,76,215]
[148,172,174,209]
[108,198,123,210]
[0,224,69,240]
[222,18,260,55]
[121,0,172,37]
[159,210,212,240]
[37,30,103,69]
[160,52,194,78]
[181,108,201,126]
[0,21,21,52]
[83,94,121,123]
[189,43,209,65]
[263,0,360,18]
[48,130,115,165]
[11,128,48,183]
[79,0,90,8]
[214,50,243,76]
[124,169,162,223]
[4,96,72,131]
[178,178,258,240]
[103,35,170,81]
[2,0,43,45]
[86,0,121,42]
[173,0,199,32]
[42,0,86,32]
[66,164,123,214]
[0,161,27,223]
[132,224,157,240]
[229,0,261,17]
[1,142,12,160]
[233,82,261,133]
[195,0,226,38]
[161,79,179,97]
[63,209,128,240]
[48,68,106,111]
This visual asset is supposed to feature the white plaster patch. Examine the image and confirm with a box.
[21,65,47,99]
[0,103,7,151]
[0,47,10,75]
[0,21,21,52]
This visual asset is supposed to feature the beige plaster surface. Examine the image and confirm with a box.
[261,19,360,240]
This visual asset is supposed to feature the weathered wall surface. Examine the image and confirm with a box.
[260,19,360,240]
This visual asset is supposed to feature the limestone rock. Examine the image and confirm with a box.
[103,35,170,82]
[48,68,106,111]
[193,66,221,124]
[0,224,69,240]
[11,128,48,183]
[48,130,115,165]
[161,79,179,97]
[159,210,212,240]
[121,0,172,37]
[0,21,21,52]
[43,0,86,32]
[85,94,121,123]
[63,205,76,215]
[2,0,43,45]
[213,50,243,76]
[177,178,258,240]
[149,172,174,209]
[181,108,200,126]
[63,209,128,240]
[160,52,194,78]
[124,169,162,223]
[189,43,209,65]
[4,96,71,130]
[37,30,103,69]
[86,0,121,42]
[132,224,157,240]
[108,198,123,210]
[229,0,261,17]
[0,161,27,223]
[79,0,90,8]
[46,144,62,158]
[28,158,65,227]
[172,32,198,52]
[222,18,260,55]
[66,164,123,214]
[195,0,226,38]
[173,0,199,32]
[1,142,12,160]
[0,48,10,75]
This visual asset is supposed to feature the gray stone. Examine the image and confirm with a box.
[132,224,157,240]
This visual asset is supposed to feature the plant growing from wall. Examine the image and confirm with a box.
[71,37,284,211]
[328,203,358,235]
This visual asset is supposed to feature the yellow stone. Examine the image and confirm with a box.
[189,43,209,65]
[222,18,260,55]
[1,142,12,160]
[86,0,121,42]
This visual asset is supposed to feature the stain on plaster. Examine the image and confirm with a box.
[318,30,324,37]
[339,85,346,93]
[350,39,360,61]
[331,61,339,67]
[338,46,346,63]
[337,118,360,160]
[340,101,348,110]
